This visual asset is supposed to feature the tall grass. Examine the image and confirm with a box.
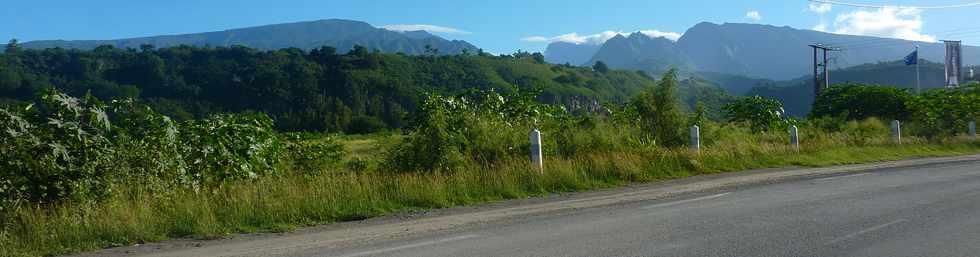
[3,118,978,257]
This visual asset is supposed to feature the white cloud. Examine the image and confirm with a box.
[381,24,471,35]
[813,23,828,32]
[521,36,549,42]
[746,11,762,21]
[832,7,936,42]
[808,3,832,14]
[638,30,683,41]
[521,30,682,45]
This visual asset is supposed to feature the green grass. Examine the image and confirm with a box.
[2,132,980,257]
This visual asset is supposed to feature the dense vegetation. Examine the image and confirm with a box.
[0,43,669,133]
[810,83,980,138]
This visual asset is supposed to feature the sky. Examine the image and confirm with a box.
[5,0,980,54]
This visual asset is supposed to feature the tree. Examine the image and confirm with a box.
[139,44,156,52]
[593,61,610,73]
[633,69,685,147]
[532,52,545,64]
[5,39,19,54]
[724,95,787,133]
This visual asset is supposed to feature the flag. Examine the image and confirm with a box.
[905,50,918,65]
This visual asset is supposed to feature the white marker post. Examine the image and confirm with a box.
[891,120,902,144]
[690,125,701,152]
[790,125,800,152]
[969,121,976,140]
[529,129,543,172]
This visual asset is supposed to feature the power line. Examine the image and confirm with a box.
[819,30,980,51]
[824,27,980,49]
[810,0,980,9]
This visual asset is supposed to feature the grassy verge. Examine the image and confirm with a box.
[2,138,979,257]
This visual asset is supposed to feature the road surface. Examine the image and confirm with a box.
[77,156,980,257]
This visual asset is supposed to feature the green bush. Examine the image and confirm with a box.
[810,83,911,121]
[632,69,685,147]
[724,95,792,133]
[181,113,285,186]
[0,90,293,211]
[0,91,118,206]
[385,90,566,172]
[346,116,387,134]
[907,84,980,138]
[284,136,346,175]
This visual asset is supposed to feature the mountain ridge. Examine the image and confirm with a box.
[14,19,478,55]
[547,22,980,81]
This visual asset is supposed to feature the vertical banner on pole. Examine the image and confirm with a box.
[690,125,701,152]
[969,121,976,139]
[529,129,543,172]
[790,125,800,152]
[944,40,963,88]
[892,120,902,144]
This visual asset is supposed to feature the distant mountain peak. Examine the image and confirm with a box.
[547,21,980,81]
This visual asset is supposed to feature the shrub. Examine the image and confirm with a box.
[0,90,293,210]
[181,113,285,186]
[632,69,685,147]
[907,84,980,138]
[284,135,346,175]
[386,90,564,172]
[724,95,791,133]
[810,83,911,121]
[346,116,386,134]
[0,91,117,206]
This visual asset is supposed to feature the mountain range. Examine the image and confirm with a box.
[547,22,980,81]
[13,19,478,55]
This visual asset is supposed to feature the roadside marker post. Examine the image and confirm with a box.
[891,120,902,144]
[529,128,543,172]
[970,121,976,139]
[790,125,800,152]
[690,125,701,152]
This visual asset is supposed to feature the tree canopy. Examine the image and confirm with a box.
[0,44,662,133]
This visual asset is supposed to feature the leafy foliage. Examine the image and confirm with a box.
[0,90,116,205]
[810,83,911,121]
[386,89,566,172]
[907,84,980,138]
[724,95,792,133]
[0,90,293,210]
[632,69,686,147]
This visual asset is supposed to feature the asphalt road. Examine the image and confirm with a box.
[307,160,980,257]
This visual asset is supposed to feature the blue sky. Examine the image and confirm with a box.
[5,0,980,54]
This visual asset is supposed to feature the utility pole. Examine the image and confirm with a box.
[809,44,839,96]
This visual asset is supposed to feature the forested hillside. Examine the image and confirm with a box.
[0,44,674,132]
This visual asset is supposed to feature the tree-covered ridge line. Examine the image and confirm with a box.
[1,43,702,132]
